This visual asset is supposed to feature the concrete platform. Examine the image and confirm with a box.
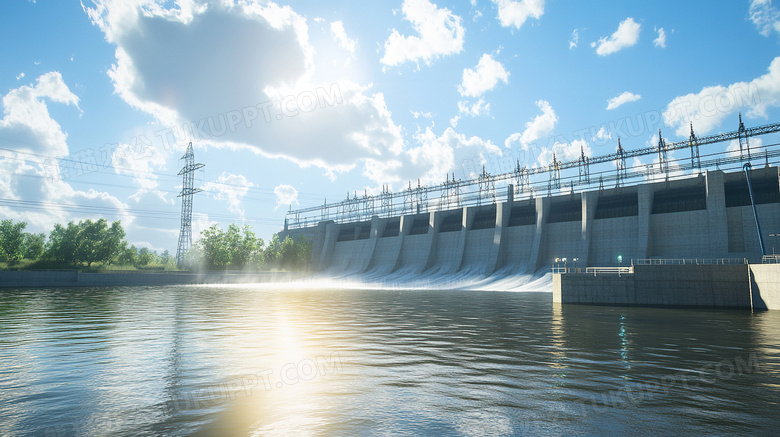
[553,263,780,310]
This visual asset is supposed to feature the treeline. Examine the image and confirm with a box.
[0,219,311,272]
[0,219,175,270]
[183,224,311,271]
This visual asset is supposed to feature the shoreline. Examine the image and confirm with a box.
[0,270,306,288]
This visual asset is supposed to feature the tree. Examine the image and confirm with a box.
[0,220,27,264]
[229,224,261,268]
[23,233,45,260]
[75,219,126,267]
[263,234,311,271]
[116,245,138,266]
[264,234,281,267]
[159,250,173,266]
[44,222,80,264]
[43,219,126,267]
[137,247,155,267]
[198,224,228,269]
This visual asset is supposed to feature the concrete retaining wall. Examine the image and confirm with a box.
[0,271,301,288]
[552,264,780,310]
[750,264,780,310]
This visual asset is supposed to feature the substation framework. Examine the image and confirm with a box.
[285,118,780,230]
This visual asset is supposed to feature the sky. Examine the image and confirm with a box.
[1,0,780,252]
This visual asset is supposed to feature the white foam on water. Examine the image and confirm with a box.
[305,263,554,292]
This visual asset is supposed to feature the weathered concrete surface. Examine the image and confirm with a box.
[553,264,780,310]
[0,271,302,288]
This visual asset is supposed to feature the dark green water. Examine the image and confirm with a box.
[1,285,779,436]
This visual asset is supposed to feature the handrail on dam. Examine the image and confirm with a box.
[632,258,748,265]
[585,266,634,276]
[763,255,780,264]
[552,266,633,275]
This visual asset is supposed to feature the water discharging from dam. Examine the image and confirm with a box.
[310,264,554,292]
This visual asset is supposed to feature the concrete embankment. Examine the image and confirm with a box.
[0,271,304,288]
[553,264,780,310]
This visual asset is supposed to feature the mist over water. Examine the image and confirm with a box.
[1,285,779,436]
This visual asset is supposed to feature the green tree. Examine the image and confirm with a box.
[228,224,262,268]
[44,219,126,267]
[137,247,155,267]
[198,224,228,269]
[116,245,138,266]
[44,222,80,264]
[159,250,173,266]
[264,234,281,267]
[262,234,311,271]
[23,233,45,260]
[75,219,126,267]
[0,219,27,264]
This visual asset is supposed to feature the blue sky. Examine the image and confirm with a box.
[1,0,780,251]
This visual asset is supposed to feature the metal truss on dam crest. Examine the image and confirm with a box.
[285,119,780,230]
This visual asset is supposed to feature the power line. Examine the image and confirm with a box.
[0,198,281,225]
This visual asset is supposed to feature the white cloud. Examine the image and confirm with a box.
[363,127,500,185]
[593,126,612,142]
[606,91,641,110]
[663,56,780,136]
[505,100,557,149]
[591,17,641,56]
[750,0,780,37]
[202,173,255,216]
[0,71,79,159]
[380,0,465,68]
[273,184,299,209]
[537,139,591,167]
[110,134,170,201]
[330,20,356,53]
[0,72,129,233]
[411,110,434,119]
[458,54,509,97]
[569,29,579,49]
[491,0,544,29]
[653,27,667,48]
[84,1,411,180]
[80,1,515,195]
[16,72,25,81]
[457,99,491,117]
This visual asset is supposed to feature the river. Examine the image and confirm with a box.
[1,285,779,436]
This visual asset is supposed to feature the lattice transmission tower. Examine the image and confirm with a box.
[176,142,205,266]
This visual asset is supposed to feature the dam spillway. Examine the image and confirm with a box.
[280,121,780,288]
[281,167,780,283]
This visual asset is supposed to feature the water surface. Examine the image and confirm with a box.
[1,285,778,436]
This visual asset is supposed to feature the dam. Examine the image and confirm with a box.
[280,120,780,291]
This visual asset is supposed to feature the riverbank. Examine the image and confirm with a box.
[0,270,306,288]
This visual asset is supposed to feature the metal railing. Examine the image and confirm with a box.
[762,255,780,264]
[585,266,634,276]
[632,258,748,265]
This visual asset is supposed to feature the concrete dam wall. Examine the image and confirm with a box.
[281,167,780,284]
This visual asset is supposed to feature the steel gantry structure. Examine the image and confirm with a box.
[285,119,780,229]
